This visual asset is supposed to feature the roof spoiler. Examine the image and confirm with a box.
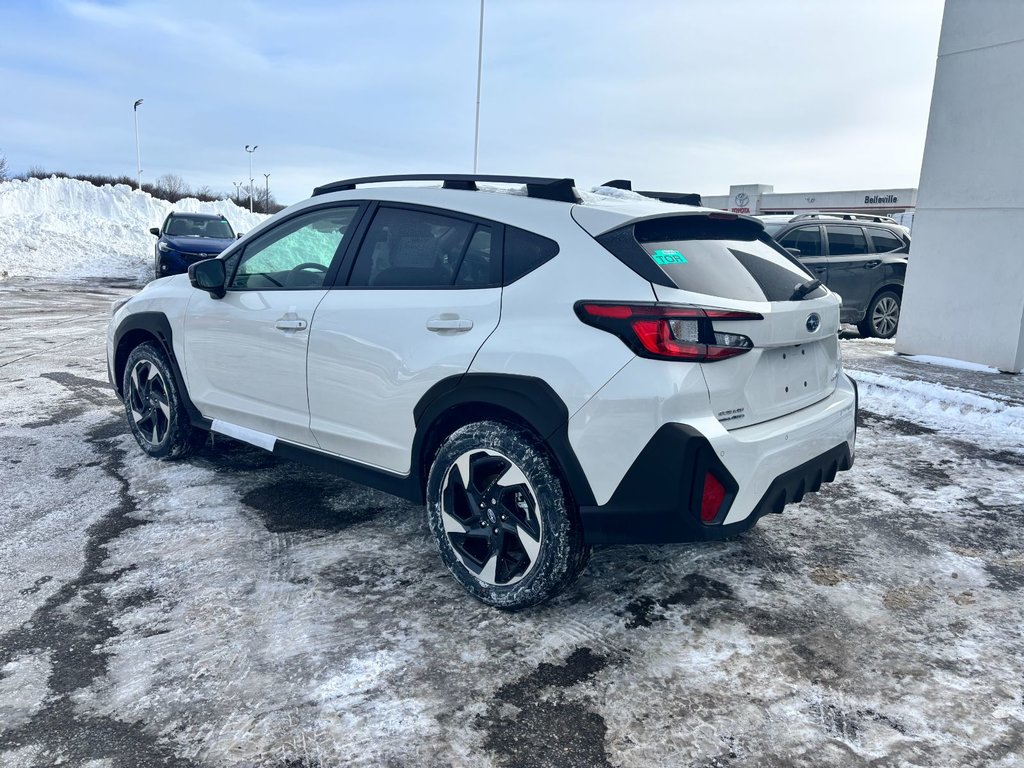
[313,174,581,203]
[602,179,702,207]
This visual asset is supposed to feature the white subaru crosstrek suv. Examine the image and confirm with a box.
[107,174,857,609]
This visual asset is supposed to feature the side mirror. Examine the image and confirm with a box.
[188,259,226,299]
[150,227,160,236]
[786,247,802,257]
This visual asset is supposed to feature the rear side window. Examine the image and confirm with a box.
[778,226,823,257]
[628,217,821,302]
[454,226,496,286]
[503,227,558,284]
[825,225,869,255]
[867,227,905,253]
[348,207,479,288]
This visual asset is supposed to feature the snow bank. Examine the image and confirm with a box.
[0,177,269,284]
[849,368,1024,449]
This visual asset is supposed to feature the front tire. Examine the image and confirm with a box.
[122,342,206,459]
[859,290,901,339]
[426,421,590,610]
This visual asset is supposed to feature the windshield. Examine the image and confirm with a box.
[634,217,825,302]
[165,216,235,239]
[760,221,788,236]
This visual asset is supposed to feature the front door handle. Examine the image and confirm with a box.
[427,315,473,333]
[276,305,308,333]
[863,260,881,269]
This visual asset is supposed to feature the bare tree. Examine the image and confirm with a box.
[0,152,8,182]
[154,173,190,202]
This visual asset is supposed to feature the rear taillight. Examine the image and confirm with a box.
[575,302,761,362]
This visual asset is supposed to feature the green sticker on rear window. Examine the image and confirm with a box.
[651,249,687,265]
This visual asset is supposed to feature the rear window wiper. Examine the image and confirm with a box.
[790,278,822,301]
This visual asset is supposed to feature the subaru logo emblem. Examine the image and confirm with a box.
[806,313,821,333]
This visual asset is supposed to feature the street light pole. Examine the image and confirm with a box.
[133,98,144,190]
[263,173,270,212]
[473,0,484,173]
[244,145,258,213]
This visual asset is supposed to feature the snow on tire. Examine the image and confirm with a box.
[426,421,589,610]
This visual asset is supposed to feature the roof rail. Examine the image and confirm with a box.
[601,179,702,207]
[790,211,898,224]
[312,174,581,203]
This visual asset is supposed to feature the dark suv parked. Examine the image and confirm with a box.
[760,213,910,338]
[151,213,237,279]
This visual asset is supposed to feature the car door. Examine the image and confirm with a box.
[823,224,873,321]
[777,225,827,284]
[182,204,363,446]
[307,203,502,473]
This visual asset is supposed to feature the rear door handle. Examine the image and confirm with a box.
[427,316,473,332]
[864,260,881,269]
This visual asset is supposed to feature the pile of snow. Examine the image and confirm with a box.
[0,177,269,284]
[849,368,1024,449]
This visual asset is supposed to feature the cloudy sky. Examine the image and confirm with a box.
[1,0,944,204]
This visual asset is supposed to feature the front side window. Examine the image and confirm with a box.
[778,226,823,257]
[230,206,358,290]
[825,225,869,256]
[348,207,484,288]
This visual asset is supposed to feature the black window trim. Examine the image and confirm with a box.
[225,201,370,292]
[331,200,506,291]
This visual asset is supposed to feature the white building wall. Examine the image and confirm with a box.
[896,0,1024,373]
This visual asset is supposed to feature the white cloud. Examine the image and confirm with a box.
[2,0,944,203]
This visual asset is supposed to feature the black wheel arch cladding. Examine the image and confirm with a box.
[412,374,597,508]
[112,311,208,429]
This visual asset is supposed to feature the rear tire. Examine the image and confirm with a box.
[426,421,590,610]
[858,290,901,339]
[122,342,206,459]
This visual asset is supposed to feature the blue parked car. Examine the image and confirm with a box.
[150,212,238,278]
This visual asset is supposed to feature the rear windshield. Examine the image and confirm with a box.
[633,217,822,302]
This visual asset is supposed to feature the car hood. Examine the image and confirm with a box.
[162,235,235,254]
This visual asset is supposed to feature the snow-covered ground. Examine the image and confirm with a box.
[0,177,267,284]
[0,181,1022,765]
[0,281,1022,767]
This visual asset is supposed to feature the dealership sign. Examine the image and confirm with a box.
[731,191,751,213]
[865,194,899,204]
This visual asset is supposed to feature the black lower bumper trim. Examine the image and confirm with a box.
[580,426,853,545]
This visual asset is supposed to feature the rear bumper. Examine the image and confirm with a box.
[578,373,857,545]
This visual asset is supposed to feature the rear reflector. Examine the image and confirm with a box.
[701,471,727,523]
[575,301,761,362]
